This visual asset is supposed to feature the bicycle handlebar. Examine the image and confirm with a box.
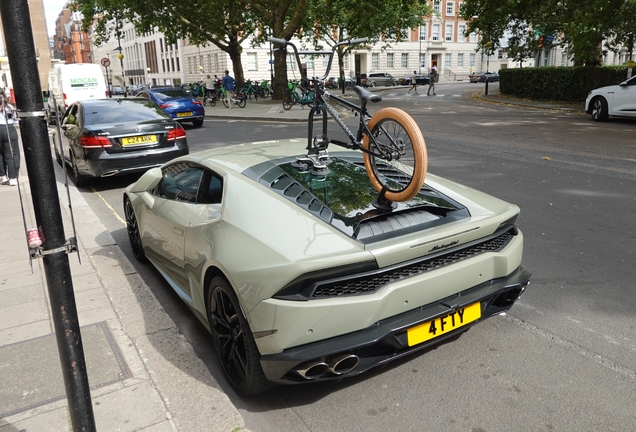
[266,37,369,82]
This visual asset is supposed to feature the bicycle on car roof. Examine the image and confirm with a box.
[268,37,428,204]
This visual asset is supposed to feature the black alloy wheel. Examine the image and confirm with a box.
[591,97,609,121]
[206,277,271,396]
[70,153,89,187]
[124,198,146,261]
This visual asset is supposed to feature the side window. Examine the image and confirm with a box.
[63,104,79,125]
[138,92,150,99]
[198,171,223,204]
[152,163,204,203]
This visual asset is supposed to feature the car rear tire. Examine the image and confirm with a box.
[124,197,146,262]
[591,97,609,121]
[206,276,272,396]
[192,119,204,127]
[70,153,90,187]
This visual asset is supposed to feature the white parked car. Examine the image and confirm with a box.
[585,75,636,121]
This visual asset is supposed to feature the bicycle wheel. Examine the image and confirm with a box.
[282,94,294,110]
[222,95,229,108]
[210,95,217,107]
[203,96,207,106]
[362,107,427,202]
[237,95,247,108]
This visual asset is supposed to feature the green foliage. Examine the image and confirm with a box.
[460,0,636,67]
[499,66,632,102]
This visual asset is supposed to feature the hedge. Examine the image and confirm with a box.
[499,66,632,102]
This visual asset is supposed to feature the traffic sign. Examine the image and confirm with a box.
[269,59,274,65]
[100,57,111,68]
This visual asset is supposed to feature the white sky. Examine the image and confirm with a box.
[44,0,68,36]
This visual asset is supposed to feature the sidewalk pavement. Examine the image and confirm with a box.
[0,87,583,431]
[0,137,249,431]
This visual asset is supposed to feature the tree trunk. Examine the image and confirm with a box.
[226,39,245,86]
[272,48,288,100]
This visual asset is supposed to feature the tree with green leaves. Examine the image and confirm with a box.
[301,0,431,91]
[73,0,308,90]
[460,0,636,67]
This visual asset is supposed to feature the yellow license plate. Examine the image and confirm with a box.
[407,302,481,346]
[176,112,192,117]
[122,135,157,146]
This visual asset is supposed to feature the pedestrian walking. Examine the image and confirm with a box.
[427,66,438,96]
[221,70,236,109]
[0,93,19,186]
[408,71,418,94]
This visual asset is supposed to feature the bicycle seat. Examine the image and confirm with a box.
[353,86,382,103]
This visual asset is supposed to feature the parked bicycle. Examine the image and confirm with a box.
[203,87,220,107]
[282,80,315,110]
[268,37,427,203]
[220,86,247,108]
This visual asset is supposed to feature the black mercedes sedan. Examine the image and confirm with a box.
[50,98,189,187]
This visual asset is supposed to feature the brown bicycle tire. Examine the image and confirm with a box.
[362,107,427,202]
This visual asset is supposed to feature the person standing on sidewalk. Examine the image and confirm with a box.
[222,70,236,110]
[427,66,437,96]
[408,71,418,94]
[0,93,19,186]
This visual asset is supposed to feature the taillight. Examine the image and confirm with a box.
[193,100,202,106]
[167,125,186,141]
[80,136,113,148]
[159,103,174,109]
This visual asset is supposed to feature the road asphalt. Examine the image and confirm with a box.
[0,87,583,432]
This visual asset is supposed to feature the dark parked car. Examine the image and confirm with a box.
[50,98,189,187]
[470,71,500,83]
[400,74,431,85]
[136,87,205,127]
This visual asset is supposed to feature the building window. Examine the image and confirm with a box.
[432,24,440,41]
[469,53,476,67]
[445,53,451,68]
[459,2,464,13]
[401,53,409,68]
[171,57,175,72]
[162,58,166,73]
[247,52,258,71]
[343,54,349,70]
[419,24,427,41]
[176,57,180,71]
[457,53,464,68]
[446,1,455,15]
[372,53,379,69]
[470,32,478,43]
[433,0,441,13]
[322,55,329,68]
[420,53,426,69]
[458,24,466,41]
[445,24,454,42]
[159,38,164,53]
[387,53,394,68]
[214,53,219,71]
[286,53,296,70]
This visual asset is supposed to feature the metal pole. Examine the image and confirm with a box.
[0,1,96,430]
[419,26,422,74]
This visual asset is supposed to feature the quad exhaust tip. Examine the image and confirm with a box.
[330,354,359,375]
[296,361,329,379]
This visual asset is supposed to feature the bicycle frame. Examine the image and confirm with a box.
[268,37,398,164]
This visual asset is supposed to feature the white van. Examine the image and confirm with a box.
[47,63,108,119]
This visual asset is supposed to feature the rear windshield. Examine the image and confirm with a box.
[150,89,192,100]
[82,100,171,125]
